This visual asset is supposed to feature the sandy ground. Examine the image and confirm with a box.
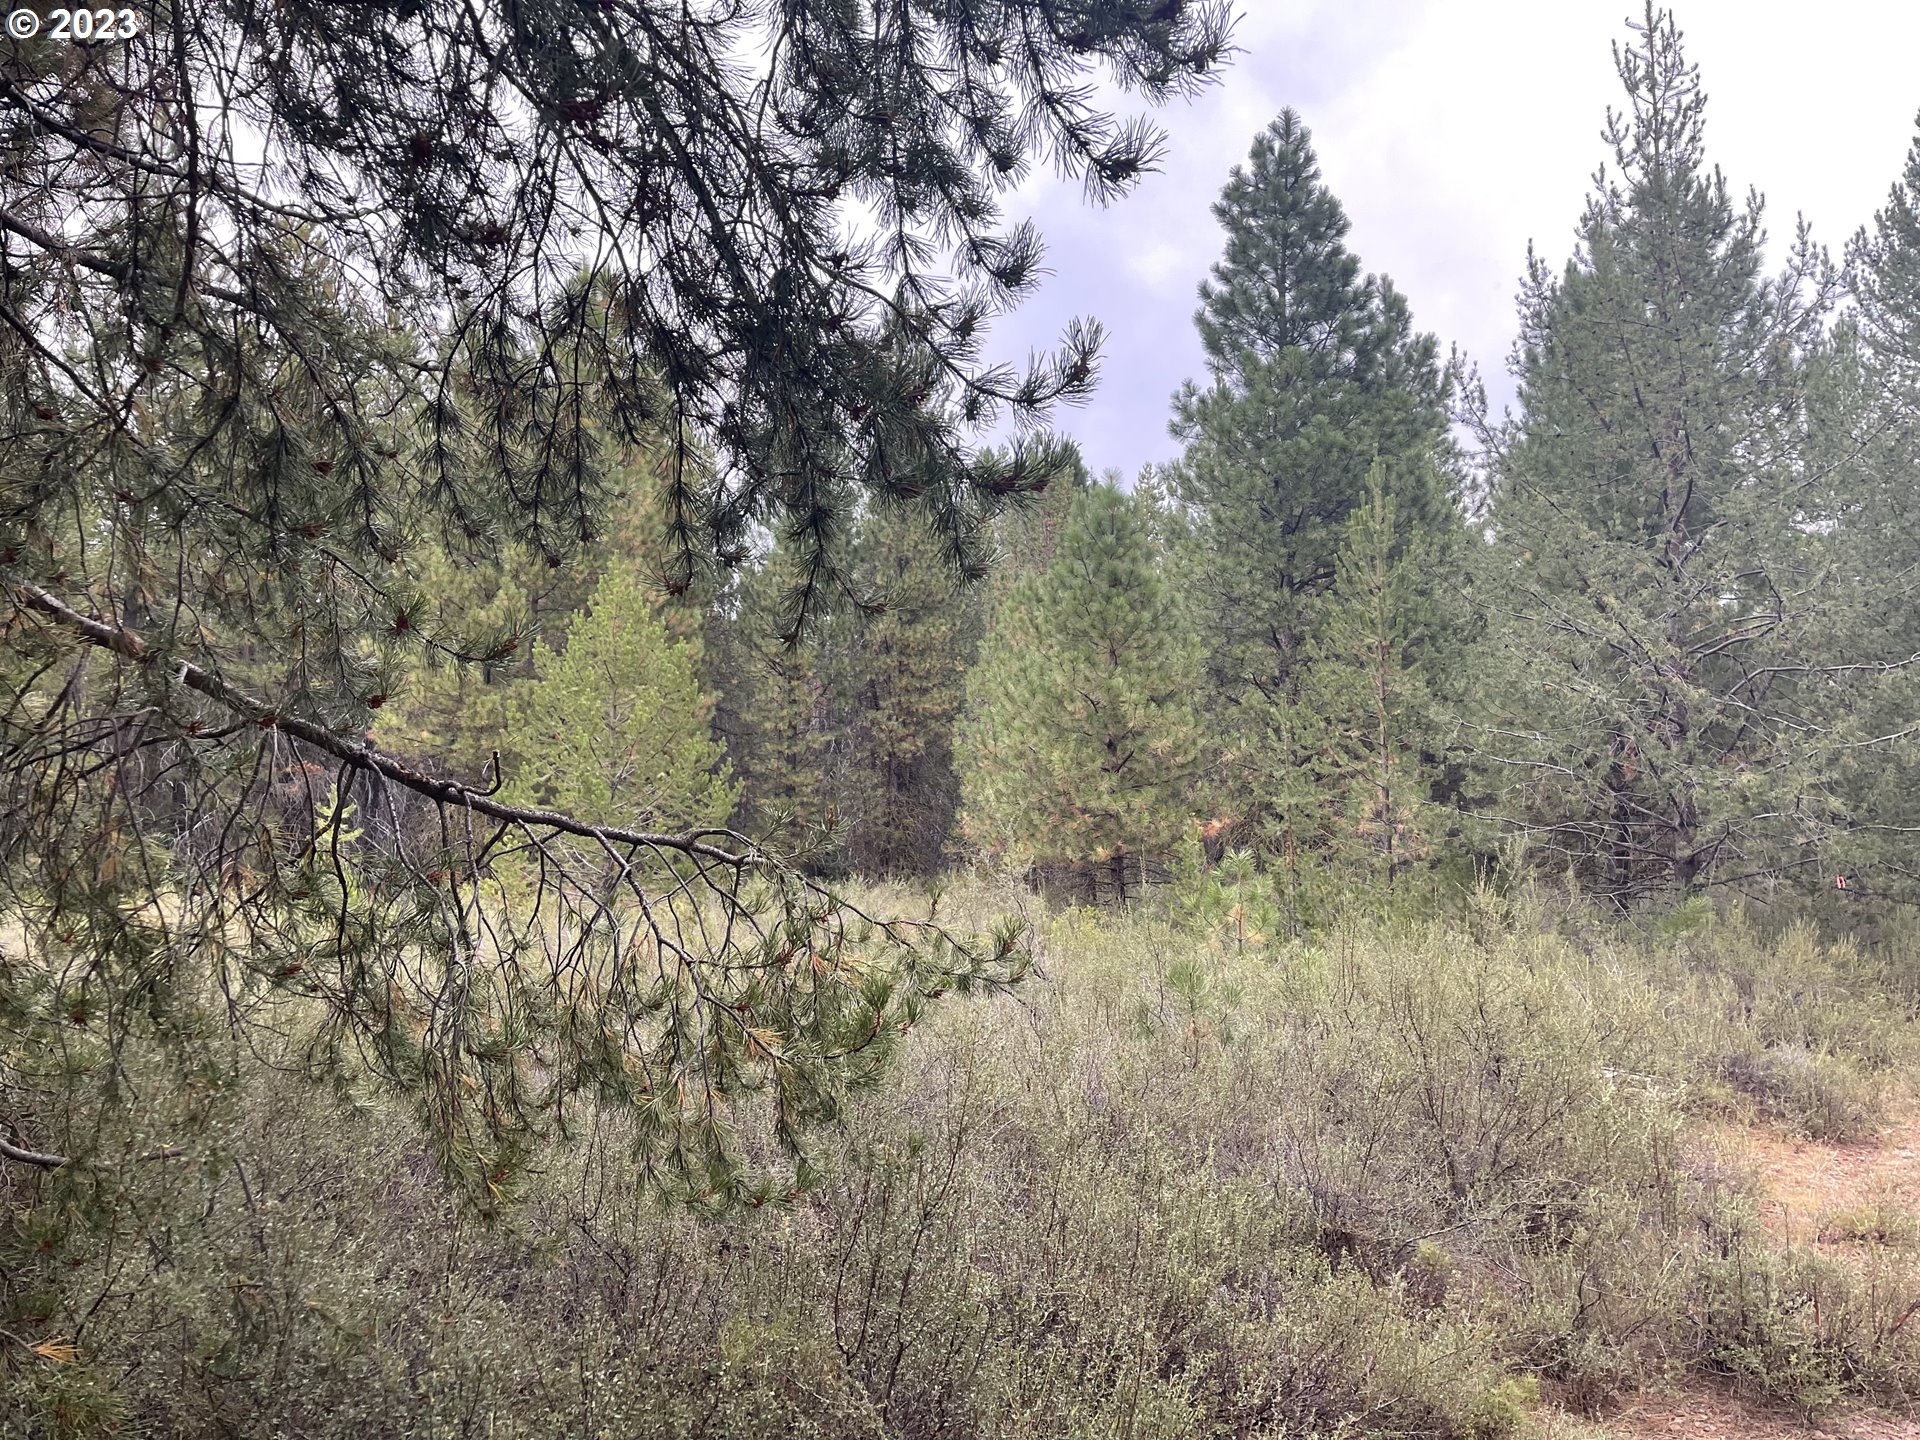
[1582,1387,1920,1439]
[1732,1120,1920,1252]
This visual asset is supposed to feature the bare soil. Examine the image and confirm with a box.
[1589,1386,1920,1439]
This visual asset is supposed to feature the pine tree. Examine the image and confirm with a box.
[1168,108,1460,863]
[501,567,736,832]
[374,440,712,786]
[839,507,980,877]
[724,536,844,860]
[368,541,543,785]
[1469,5,1864,904]
[1817,119,1920,900]
[1192,111,1417,389]
[1853,115,1920,400]
[717,463,1071,877]
[958,483,1203,901]
[1294,462,1439,888]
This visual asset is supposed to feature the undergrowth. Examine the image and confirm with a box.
[4,888,1918,1436]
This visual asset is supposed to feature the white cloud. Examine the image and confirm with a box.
[1125,239,1193,292]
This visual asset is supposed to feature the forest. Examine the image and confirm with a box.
[6,0,1920,1435]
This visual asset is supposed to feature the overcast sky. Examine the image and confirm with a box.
[984,1,1920,479]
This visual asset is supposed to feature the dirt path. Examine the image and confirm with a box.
[1581,1387,1920,1439]
[1733,1115,1920,1252]
[1553,1112,1920,1440]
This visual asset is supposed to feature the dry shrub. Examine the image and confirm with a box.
[5,885,1919,1436]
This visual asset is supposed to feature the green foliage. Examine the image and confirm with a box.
[1168,109,1463,888]
[501,566,736,830]
[1818,1196,1920,1248]
[1811,121,1920,904]
[18,3,1920,1433]
[369,540,546,782]
[1188,109,1435,395]
[1464,5,1885,905]
[1298,464,1436,871]
[838,508,981,877]
[3,0,1241,1236]
[959,483,1203,887]
[1171,845,1284,953]
[988,444,1092,590]
[722,533,845,857]
[719,504,979,877]
[1248,460,1462,928]
[375,449,711,784]
[5,0,1237,614]
[1708,1045,1884,1141]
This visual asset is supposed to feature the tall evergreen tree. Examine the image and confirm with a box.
[1468,5,1872,904]
[1819,119,1920,899]
[958,484,1202,901]
[1169,109,1460,858]
[724,536,844,859]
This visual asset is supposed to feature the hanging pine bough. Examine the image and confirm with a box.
[0,0,1231,621]
[2,579,1029,1201]
[0,0,1223,1196]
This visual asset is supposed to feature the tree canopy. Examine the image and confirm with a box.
[1167,107,1460,892]
[0,0,1233,1192]
[1467,5,1854,904]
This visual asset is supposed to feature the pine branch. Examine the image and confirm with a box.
[8,581,763,869]
[0,1134,67,1169]
[0,1133,188,1171]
